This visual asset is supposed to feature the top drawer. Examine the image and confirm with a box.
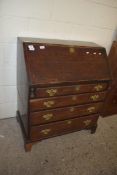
[30,82,108,98]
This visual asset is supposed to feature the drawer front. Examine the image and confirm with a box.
[30,114,99,140]
[30,92,106,111]
[30,102,103,125]
[31,83,108,98]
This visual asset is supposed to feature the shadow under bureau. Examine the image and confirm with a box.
[17,37,111,151]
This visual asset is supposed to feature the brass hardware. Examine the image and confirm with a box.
[42,113,53,120]
[72,96,77,101]
[87,107,95,113]
[83,120,92,126]
[75,86,80,91]
[69,47,75,53]
[43,101,55,108]
[67,120,72,124]
[70,107,75,112]
[46,89,57,97]
[41,129,51,135]
[94,85,103,91]
[90,95,99,101]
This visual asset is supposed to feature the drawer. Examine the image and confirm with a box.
[30,102,103,125]
[30,91,106,111]
[30,83,108,98]
[30,114,99,141]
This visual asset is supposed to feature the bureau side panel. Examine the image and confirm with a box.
[17,38,29,137]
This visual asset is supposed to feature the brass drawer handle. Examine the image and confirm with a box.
[41,129,51,135]
[42,113,53,120]
[67,120,72,124]
[90,95,99,101]
[87,107,95,113]
[83,120,92,126]
[70,107,75,112]
[46,89,57,97]
[43,101,55,108]
[94,85,103,91]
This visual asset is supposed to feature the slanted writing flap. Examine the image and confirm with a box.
[23,40,110,87]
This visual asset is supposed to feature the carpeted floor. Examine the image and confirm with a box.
[0,115,117,175]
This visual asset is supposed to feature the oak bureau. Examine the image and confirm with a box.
[17,37,111,151]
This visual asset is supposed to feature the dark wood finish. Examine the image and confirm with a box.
[30,92,106,111]
[25,143,33,152]
[33,83,108,98]
[30,114,99,141]
[102,83,117,116]
[23,41,110,87]
[17,37,111,151]
[90,124,97,134]
[30,102,103,125]
[102,41,117,116]
[17,41,29,136]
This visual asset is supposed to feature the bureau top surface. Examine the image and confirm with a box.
[22,39,110,87]
[20,37,101,47]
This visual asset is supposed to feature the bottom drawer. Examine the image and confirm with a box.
[30,114,99,141]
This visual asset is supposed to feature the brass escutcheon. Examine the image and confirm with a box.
[87,107,95,113]
[69,47,75,54]
[46,89,57,97]
[72,96,77,101]
[42,113,53,120]
[94,85,103,91]
[70,107,75,112]
[41,129,51,135]
[75,86,80,91]
[43,101,55,108]
[83,119,92,126]
[90,95,99,101]
[67,120,72,124]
